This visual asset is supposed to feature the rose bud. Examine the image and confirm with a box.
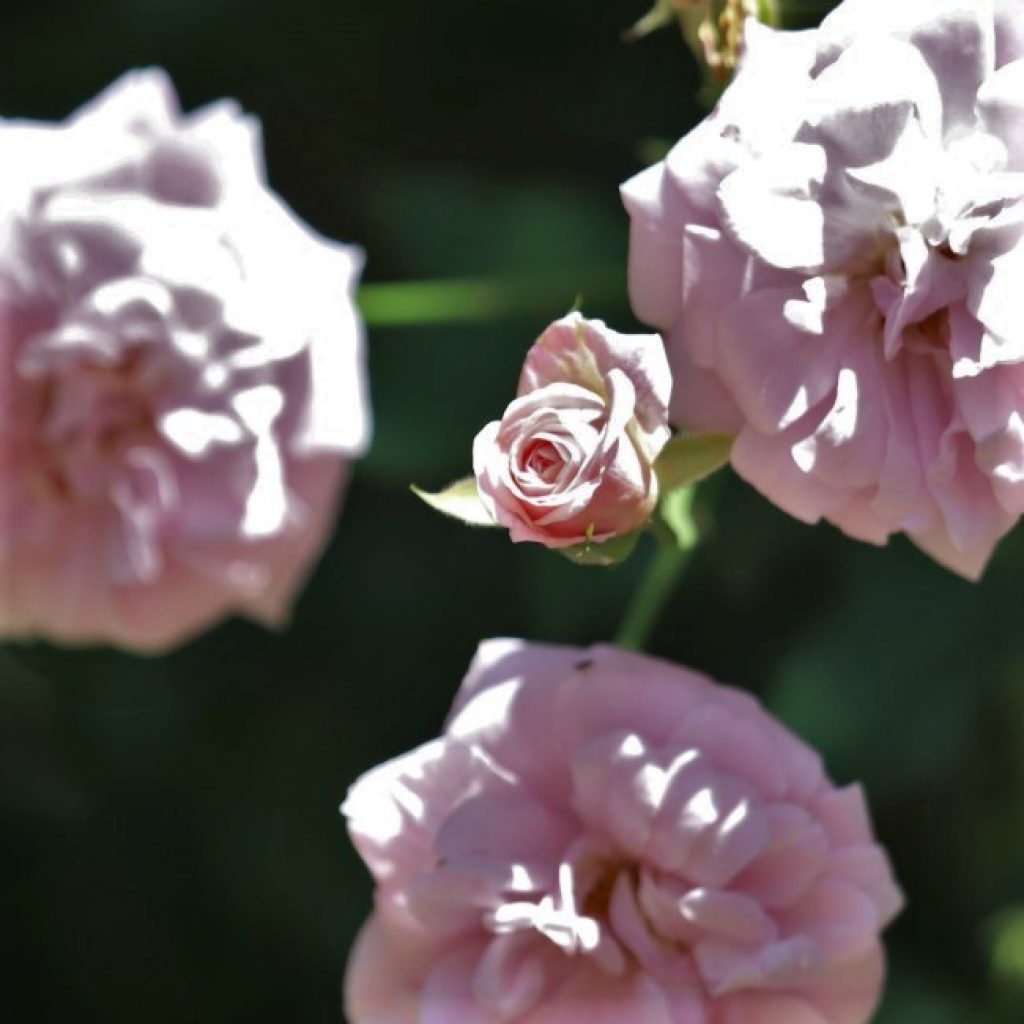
[471,313,671,553]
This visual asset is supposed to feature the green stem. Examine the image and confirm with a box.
[358,268,623,328]
[614,538,693,652]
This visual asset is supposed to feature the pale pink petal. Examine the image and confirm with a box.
[344,642,901,1024]
[623,0,1024,578]
[473,314,669,549]
[0,69,369,649]
[979,59,1024,169]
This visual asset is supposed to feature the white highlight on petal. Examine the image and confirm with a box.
[685,787,720,829]
[620,734,644,758]
[780,389,811,432]
[448,679,521,741]
[718,144,829,271]
[792,367,860,473]
[490,861,601,955]
[172,330,211,362]
[160,408,244,456]
[91,276,175,319]
[233,385,288,538]
[720,797,753,838]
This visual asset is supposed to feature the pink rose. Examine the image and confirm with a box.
[0,69,370,650]
[344,640,903,1024]
[623,0,1024,578]
[472,313,671,548]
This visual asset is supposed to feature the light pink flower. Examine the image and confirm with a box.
[623,0,1024,578]
[344,639,902,1024]
[0,69,370,650]
[472,313,671,548]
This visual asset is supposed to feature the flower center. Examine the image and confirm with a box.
[488,848,682,978]
[28,350,158,503]
[490,862,601,956]
[522,438,564,483]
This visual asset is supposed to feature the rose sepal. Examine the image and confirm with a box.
[411,477,498,527]
[558,527,643,567]
[653,433,733,493]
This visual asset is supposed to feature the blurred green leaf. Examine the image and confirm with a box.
[655,433,733,492]
[411,477,495,527]
[360,269,623,327]
[990,906,1024,999]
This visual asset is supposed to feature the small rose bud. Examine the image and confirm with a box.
[472,313,671,550]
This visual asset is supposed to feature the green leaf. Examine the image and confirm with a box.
[559,530,642,567]
[411,477,496,527]
[659,486,699,550]
[654,433,733,493]
[991,906,1024,997]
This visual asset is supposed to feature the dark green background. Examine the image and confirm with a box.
[2,2,1022,1021]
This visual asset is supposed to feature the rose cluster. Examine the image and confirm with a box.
[12,2,1011,1020]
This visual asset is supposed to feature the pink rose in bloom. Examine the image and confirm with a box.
[623,0,1024,578]
[473,313,671,548]
[0,70,370,650]
[344,640,902,1023]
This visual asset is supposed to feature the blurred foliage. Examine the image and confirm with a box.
[0,1,1022,1022]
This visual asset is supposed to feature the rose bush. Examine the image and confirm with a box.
[344,639,902,1024]
[0,69,370,650]
[472,313,671,549]
[623,0,1024,578]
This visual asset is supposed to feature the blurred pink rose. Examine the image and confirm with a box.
[473,313,671,548]
[0,69,370,650]
[344,640,902,1024]
[623,0,1024,578]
